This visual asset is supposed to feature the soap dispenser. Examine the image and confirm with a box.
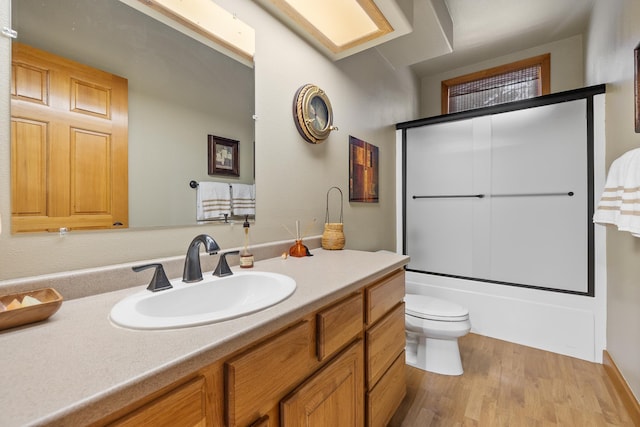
[240,215,254,268]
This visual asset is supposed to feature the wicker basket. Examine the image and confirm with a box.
[322,223,345,250]
[322,187,345,250]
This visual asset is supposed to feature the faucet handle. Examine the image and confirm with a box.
[132,263,173,292]
[213,250,240,277]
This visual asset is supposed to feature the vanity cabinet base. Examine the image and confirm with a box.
[96,269,407,427]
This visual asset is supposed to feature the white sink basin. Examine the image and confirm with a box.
[110,271,296,330]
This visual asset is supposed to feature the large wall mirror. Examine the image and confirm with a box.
[11,0,255,230]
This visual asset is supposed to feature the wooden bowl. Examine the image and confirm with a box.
[0,288,63,331]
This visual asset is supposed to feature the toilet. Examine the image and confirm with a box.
[404,294,471,376]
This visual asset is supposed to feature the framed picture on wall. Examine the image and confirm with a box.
[208,135,239,176]
[349,135,379,202]
[635,43,640,133]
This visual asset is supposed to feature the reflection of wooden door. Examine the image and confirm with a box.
[11,42,128,233]
[281,340,364,426]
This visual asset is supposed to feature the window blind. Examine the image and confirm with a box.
[448,66,541,113]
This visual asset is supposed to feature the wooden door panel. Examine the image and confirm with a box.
[11,62,48,104]
[10,118,47,216]
[71,129,111,214]
[71,78,111,118]
[47,121,70,218]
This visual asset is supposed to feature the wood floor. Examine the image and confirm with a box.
[388,333,636,426]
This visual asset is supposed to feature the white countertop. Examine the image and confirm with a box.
[0,249,408,426]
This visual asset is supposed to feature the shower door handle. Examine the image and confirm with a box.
[412,194,485,199]
[491,191,574,198]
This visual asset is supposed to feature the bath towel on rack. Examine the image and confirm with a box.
[593,148,640,237]
[196,182,231,221]
[231,183,255,216]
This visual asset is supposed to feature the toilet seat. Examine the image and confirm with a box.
[405,294,469,322]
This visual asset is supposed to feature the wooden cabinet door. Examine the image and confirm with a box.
[281,340,364,427]
[11,42,128,232]
[226,321,316,427]
[109,376,208,427]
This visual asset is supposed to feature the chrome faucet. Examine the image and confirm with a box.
[182,234,220,283]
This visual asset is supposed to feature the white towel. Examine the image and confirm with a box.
[593,148,640,237]
[232,183,256,216]
[197,182,231,221]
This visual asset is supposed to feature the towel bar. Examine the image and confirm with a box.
[190,181,233,191]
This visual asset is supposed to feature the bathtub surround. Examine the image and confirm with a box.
[404,271,605,363]
[397,90,608,364]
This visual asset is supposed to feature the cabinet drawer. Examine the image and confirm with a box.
[365,270,405,326]
[366,303,405,388]
[367,351,406,427]
[225,321,315,427]
[110,376,208,427]
[317,292,363,361]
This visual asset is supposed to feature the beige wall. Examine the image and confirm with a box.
[419,34,585,118]
[585,0,640,400]
[0,0,418,280]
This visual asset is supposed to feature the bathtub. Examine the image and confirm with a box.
[405,270,605,362]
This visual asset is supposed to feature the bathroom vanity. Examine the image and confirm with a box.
[0,248,408,426]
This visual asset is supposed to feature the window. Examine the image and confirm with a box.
[441,54,550,114]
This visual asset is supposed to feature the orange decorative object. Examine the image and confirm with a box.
[289,240,310,257]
